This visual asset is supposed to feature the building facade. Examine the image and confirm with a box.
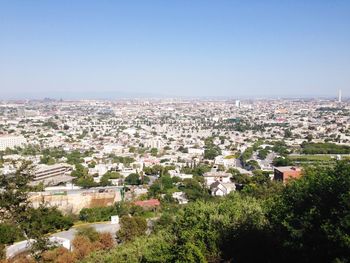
[273,166,302,183]
[0,135,27,151]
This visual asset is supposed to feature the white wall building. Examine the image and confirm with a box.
[145,139,164,149]
[210,181,236,196]
[203,171,231,187]
[188,148,205,155]
[0,135,27,151]
[168,169,193,180]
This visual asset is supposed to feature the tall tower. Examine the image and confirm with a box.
[338,89,342,103]
[235,100,241,108]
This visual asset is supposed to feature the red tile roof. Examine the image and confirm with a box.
[134,199,160,207]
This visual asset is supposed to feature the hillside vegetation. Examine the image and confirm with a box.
[81,161,350,263]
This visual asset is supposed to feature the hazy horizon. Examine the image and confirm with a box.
[1,1,349,99]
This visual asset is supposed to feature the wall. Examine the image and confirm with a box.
[29,189,122,214]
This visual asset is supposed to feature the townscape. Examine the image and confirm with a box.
[1,96,350,262]
[1,1,350,262]
[1,97,349,199]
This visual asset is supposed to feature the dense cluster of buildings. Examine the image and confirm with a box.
[0,97,349,210]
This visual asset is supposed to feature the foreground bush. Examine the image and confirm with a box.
[83,194,266,263]
[116,216,147,243]
[82,161,350,263]
[39,229,115,263]
[267,162,350,262]
[82,231,173,263]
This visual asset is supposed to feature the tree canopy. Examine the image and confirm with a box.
[82,161,350,263]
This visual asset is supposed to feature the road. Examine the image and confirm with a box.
[6,222,119,259]
[53,222,119,241]
[43,186,123,195]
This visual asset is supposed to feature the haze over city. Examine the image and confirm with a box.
[1,2,350,263]
[1,0,349,99]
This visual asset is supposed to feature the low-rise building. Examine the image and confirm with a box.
[33,163,73,186]
[210,181,236,196]
[273,166,302,183]
[203,171,231,187]
[134,199,160,209]
[0,135,27,151]
[172,191,188,204]
[168,169,193,180]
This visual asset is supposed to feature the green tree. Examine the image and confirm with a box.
[181,178,208,201]
[227,168,251,184]
[268,161,350,262]
[251,170,270,185]
[150,148,158,157]
[88,161,96,168]
[204,147,221,160]
[21,205,73,239]
[83,231,173,263]
[117,216,147,243]
[79,203,128,223]
[203,137,222,160]
[284,129,292,138]
[76,226,100,242]
[0,223,22,245]
[246,160,261,170]
[40,155,55,165]
[76,175,97,188]
[66,150,85,165]
[99,171,121,186]
[0,244,5,260]
[125,173,141,185]
[0,162,72,258]
[258,148,269,160]
[148,175,174,197]
[100,175,112,186]
[273,156,292,166]
[71,163,88,178]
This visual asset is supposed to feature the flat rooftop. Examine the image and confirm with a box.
[274,166,301,172]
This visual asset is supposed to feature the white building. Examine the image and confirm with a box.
[203,171,231,187]
[33,163,73,186]
[89,164,109,176]
[188,148,205,155]
[168,169,193,180]
[210,181,236,196]
[235,100,241,108]
[214,155,237,168]
[172,192,188,204]
[145,139,164,149]
[103,144,124,154]
[0,135,27,151]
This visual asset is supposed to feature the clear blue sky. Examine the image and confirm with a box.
[0,0,349,99]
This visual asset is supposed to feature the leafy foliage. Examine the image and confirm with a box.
[125,173,141,185]
[204,137,222,160]
[0,223,23,245]
[82,231,173,263]
[267,161,350,262]
[79,202,148,223]
[4,158,350,263]
[80,205,121,223]
[273,156,292,166]
[301,142,350,154]
[76,226,100,242]
[116,216,147,243]
[99,171,121,186]
[180,164,211,176]
[0,162,74,259]
[83,162,350,263]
